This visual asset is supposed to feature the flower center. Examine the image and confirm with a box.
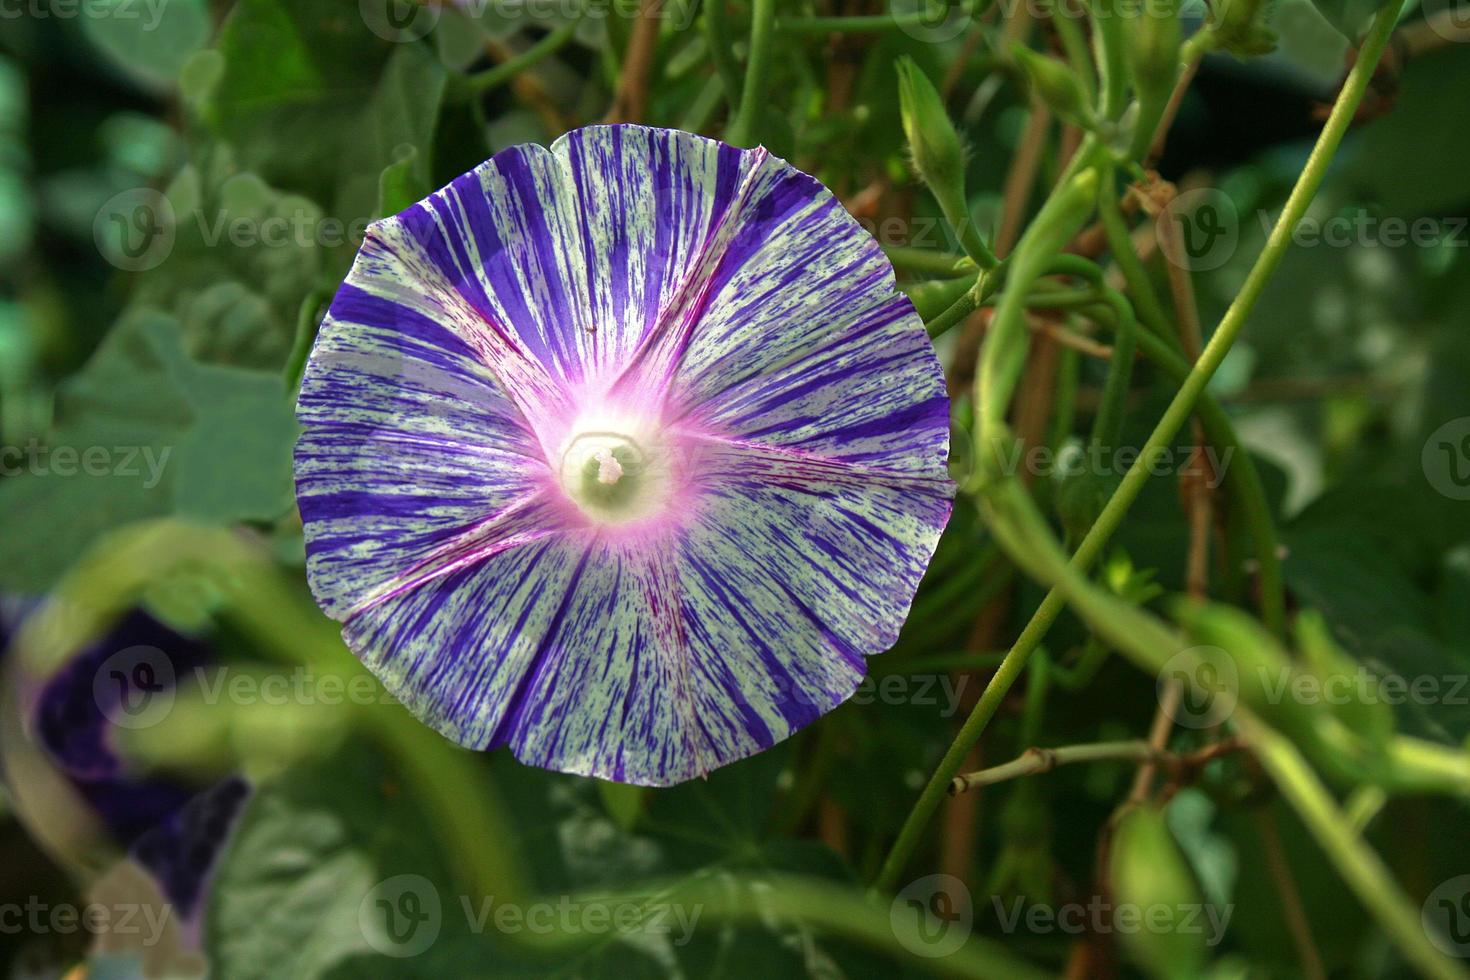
[557,429,662,524]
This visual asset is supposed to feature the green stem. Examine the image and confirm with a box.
[726,0,776,147]
[872,2,1401,892]
[1096,187,1174,343]
[1125,323,1287,636]
[1049,5,1098,104]
[703,0,742,111]
[1239,715,1468,980]
[1091,2,1128,119]
[1087,285,1137,450]
[467,17,583,94]
[952,738,1179,794]
[612,872,1051,980]
[948,204,1002,270]
[883,244,976,278]
[974,168,1100,452]
[776,6,975,34]
[924,282,982,338]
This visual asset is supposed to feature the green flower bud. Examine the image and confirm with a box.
[1128,0,1183,93]
[1054,468,1116,547]
[1010,44,1090,126]
[895,57,997,268]
[1126,0,1183,159]
[1110,805,1210,980]
[1211,0,1278,57]
[895,57,967,216]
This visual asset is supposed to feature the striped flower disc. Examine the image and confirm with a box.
[295,125,955,786]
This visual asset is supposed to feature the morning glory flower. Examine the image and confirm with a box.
[294,125,955,786]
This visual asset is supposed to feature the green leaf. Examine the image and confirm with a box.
[80,0,212,92]
[199,0,447,234]
[207,743,456,980]
[0,313,298,592]
[209,742,894,979]
[126,166,328,369]
[375,145,426,221]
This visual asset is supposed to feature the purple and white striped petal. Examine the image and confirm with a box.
[295,124,956,786]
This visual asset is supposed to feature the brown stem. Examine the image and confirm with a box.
[1148,54,1201,164]
[604,0,662,123]
[951,738,1247,795]
[1255,807,1328,980]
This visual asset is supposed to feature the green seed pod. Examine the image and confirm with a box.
[1010,44,1090,126]
[1110,805,1211,980]
[895,58,968,221]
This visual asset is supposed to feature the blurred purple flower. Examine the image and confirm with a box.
[1,602,248,960]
